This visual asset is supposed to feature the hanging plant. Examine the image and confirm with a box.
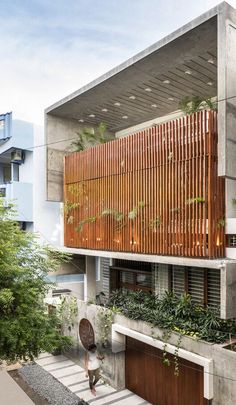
[68,183,87,198]
[128,201,145,220]
[232,198,236,206]
[97,307,119,348]
[149,216,161,230]
[186,197,205,205]
[76,216,97,233]
[64,200,80,224]
[217,218,225,228]
[101,208,125,222]
[101,208,126,233]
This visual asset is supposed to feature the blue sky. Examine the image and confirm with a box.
[0,0,235,125]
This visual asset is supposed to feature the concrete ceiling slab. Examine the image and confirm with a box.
[46,10,219,132]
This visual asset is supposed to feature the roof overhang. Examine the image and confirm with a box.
[44,3,228,132]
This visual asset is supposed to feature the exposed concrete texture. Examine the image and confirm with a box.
[84,256,96,302]
[220,261,236,318]
[46,114,82,201]
[218,3,236,179]
[226,178,236,218]
[0,370,34,405]
[46,8,219,131]
[75,301,125,390]
[59,246,229,269]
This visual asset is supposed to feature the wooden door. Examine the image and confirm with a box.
[125,337,207,405]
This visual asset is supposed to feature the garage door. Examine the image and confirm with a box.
[126,337,209,405]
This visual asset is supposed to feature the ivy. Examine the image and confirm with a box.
[97,307,115,348]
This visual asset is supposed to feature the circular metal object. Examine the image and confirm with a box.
[79,318,95,350]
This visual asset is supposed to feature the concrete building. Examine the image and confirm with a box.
[45,3,236,404]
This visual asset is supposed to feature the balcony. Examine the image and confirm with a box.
[0,181,33,222]
[64,110,225,258]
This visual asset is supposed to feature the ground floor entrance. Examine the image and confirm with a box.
[125,336,210,405]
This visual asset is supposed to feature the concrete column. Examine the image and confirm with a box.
[84,256,96,302]
[221,262,236,319]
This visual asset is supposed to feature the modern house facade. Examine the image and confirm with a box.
[45,3,236,404]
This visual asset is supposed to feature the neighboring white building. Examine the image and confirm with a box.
[0,111,85,299]
[0,112,34,230]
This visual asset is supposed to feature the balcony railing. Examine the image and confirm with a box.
[64,110,225,258]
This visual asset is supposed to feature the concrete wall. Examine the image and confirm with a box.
[46,114,82,202]
[221,261,236,319]
[72,300,125,389]
[218,3,236,179]
[71,300,236,405]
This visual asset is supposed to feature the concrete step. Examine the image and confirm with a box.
[36,353,151,405]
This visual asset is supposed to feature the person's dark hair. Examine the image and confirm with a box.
[88,343,97,351]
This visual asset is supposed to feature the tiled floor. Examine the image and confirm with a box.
[36,353,150,404]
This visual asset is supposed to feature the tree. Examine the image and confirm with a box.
[0,199,72,362]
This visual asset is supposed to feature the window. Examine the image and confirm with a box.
[171,265,220,313]
[227,235,236,247]
[111,260,153,292]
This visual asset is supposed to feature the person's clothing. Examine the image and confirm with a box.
[88,368,100,390]
[88,351,100,370]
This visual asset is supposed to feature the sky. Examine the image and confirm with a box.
[1,0,236,126]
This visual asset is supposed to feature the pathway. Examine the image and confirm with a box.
[36,352,150,404]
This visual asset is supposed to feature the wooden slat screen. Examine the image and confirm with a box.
[64,110,225,258]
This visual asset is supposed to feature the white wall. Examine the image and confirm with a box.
[19,151,33,183]
[33,124,62,247]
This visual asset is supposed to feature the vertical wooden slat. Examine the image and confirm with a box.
[64,110,225,259]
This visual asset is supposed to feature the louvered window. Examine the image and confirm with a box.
[171,266,220,313]
[188,268,205,305]
[172,266,185,297]
[207,269,220,312]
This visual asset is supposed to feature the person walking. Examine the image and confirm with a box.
[85,343,104,396]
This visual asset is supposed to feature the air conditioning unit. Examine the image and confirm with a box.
[11,149,24,164]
